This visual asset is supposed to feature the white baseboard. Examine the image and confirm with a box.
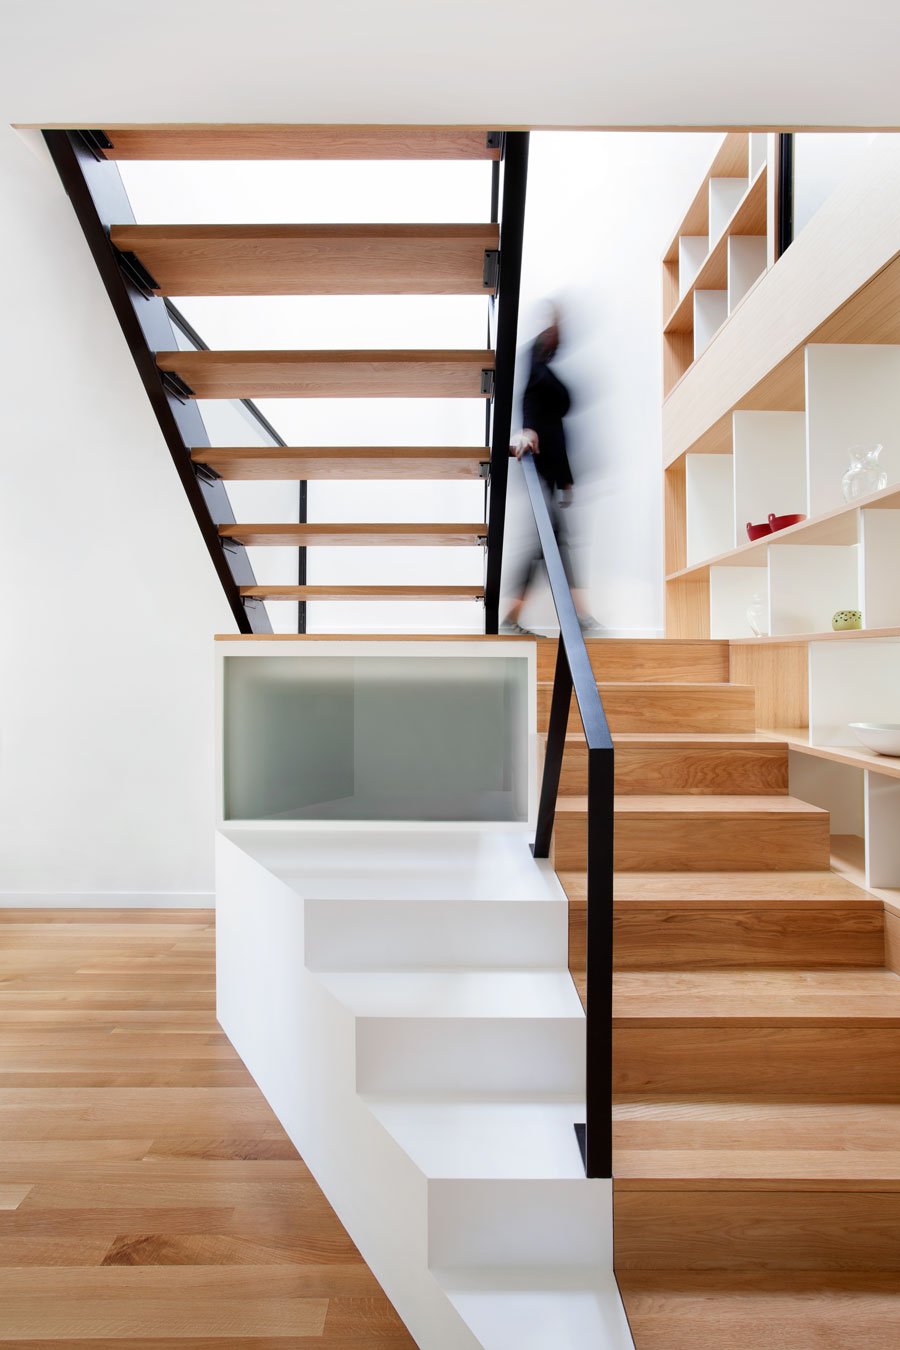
[0,892,214,909]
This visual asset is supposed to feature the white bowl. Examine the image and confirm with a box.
[850,723,900,757]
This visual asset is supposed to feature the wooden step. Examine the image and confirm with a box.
[553,795,830,872]
[618,1272,900,1349]
[156,349,494,399]
[241,584,484,602]
[191,446,488,480]
[535,638,730,683]
[537,682,756,734]
[111,224,500,296]
[615,1187,900,1271]
[614,1098,900,1183]
[563,871,883,970]
[101,126,502,161]
[612,967,900,1096]
[550,733,788,796]
[219,522,485,547]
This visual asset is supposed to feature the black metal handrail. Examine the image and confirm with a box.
[519,450,615,1180]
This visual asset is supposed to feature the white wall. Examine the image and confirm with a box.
[504,131,721,634]
[0,129,236,903]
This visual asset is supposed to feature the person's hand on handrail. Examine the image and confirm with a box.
[510,429,539,459]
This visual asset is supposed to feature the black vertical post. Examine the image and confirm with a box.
[777,132,795,260]
[533,642,573,859]
[584,745,615,1179]
[484,132,530,633]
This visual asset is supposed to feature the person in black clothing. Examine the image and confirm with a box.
[501,316,598,634]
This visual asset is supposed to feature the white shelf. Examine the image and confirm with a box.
[769,542,860,637]
[727,235,767,314]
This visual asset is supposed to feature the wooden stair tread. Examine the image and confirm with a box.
[612,966,900,1022]
[558,795,829,818]
[111,223,500,296]
[191,446,488,480]
[219,522,485,546]
[550,732,787,746]
[101,126,502,161]
[560,870,878,906]
[241,585,484,601]
[618,1271,900,1350]
[614,1098,900,1187]
[156,349,494,399]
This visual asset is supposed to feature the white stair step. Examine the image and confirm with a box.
[436,1267,634,1350]
[318,970,582,1018]
[305,898,566,971]
[366,1097,586,1180]
[428,1178,612,1267]
[318,970,585,1096]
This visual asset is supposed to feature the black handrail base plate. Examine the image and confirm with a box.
[574,1122,587,1172]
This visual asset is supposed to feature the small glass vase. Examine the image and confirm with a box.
[746,594,768,637]
[842,444,888,502]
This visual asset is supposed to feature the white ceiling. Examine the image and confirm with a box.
[3,0,898,131]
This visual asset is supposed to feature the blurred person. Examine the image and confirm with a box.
[500,311,601,635]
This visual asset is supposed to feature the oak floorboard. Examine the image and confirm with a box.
[0,911,415,1345]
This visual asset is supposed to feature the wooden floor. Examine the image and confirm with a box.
[0,909,416,1348]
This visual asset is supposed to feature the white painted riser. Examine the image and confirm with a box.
[305,897,567,971]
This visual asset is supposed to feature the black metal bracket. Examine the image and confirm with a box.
[160,370,195,404]
[114,247,161,300]
[483,248,500,291]
[486,131,504,152]
[74,129,112,161]
[193,460,220,484]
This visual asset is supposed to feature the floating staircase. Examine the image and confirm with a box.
[46,124,526,634]
[551,636,900,1346]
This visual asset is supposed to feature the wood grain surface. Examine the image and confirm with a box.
[0,911,414,1347]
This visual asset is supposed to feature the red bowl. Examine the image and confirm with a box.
[746,521,772,541]
[768,512,807,532]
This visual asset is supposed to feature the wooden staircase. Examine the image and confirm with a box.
[549,637,900,1347]
[48,125,522,630]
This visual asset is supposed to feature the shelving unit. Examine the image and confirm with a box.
[662,133,769,394]
[660,131,900,896]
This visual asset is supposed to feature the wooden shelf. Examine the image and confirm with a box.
[731,627,900,646]
[662,133,751,260]
[101,126,501,161]
[191,447,488,480]
[664,167,767,335]
[219,522,486,546]
[156,349,494,399]
[667,483,900,581]
[240,585,484,602]
[761,727,900,781]
[111,223,500,297]
[663,140,900,466]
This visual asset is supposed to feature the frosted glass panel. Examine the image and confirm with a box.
[224,655,529,822]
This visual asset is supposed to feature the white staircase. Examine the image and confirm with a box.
[215,827,633,1348]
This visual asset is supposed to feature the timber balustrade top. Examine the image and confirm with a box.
[191,446,489,480]
[156,349,495,398]
[111,223,500,296]
[220,522,487,547]
[99,125,503,160]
